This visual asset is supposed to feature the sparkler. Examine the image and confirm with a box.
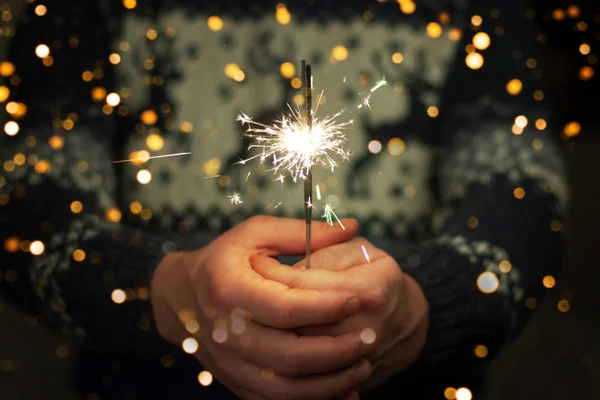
[112,152,191,164]
[237,62,354,270]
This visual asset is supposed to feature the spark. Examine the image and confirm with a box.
[112,152,191,164]
[316,184,322,201]
[203,175,221,180]
[322,204,345,230]
[305,196,316,210]
[228,192,243,205]
[272,201,283,209]
[245,172,252,181]
[361,245,371,264]
[358,79,388,110]
[237,98,353,182]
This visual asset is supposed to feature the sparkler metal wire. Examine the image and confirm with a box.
[302,60,313,269]
[235,64,392,269]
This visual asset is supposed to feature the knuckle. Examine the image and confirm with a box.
[247,215,270,228]
[231,217,250,235]
[233,215,270,238]
[368,287,388,311]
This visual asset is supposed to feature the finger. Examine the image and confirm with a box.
[233,322,365,377]
[251,254,346,290]
[233,216,359,255]
[294,238,386,271]
[293,319,379,362]
[251,254,371,293]
[218,357,372,400]
[294,318,362,338]
[226,269,362,328]
[203,355,268,400]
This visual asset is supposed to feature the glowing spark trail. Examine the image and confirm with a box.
[228,192,243,205]
[270,201,283,210]
[112,152,191,164]
[316,184,322,201]
[361,245,371,264]
[322,204,345,230]
[358,79,388,110]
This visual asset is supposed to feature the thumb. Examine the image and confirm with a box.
[233,216,359,256]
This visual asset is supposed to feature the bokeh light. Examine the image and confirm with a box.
[182,337,199,354]
[198,371,213,386]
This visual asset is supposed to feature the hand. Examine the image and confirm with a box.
[253,236,429,393]
[151,216,373,400]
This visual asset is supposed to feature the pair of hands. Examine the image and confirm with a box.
[151,216,429,400]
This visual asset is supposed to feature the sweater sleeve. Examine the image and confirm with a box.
[0,1,203,359]
[373,0,567,383]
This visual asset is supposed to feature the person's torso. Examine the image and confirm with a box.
[108,0,465,239]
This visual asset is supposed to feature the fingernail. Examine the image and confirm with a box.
[356,360,371,380]
[345,297,361,316]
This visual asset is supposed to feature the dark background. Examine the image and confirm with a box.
[484,1,600,398]
[1,1,600,399]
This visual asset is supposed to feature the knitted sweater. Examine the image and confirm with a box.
[0,0,566,398]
